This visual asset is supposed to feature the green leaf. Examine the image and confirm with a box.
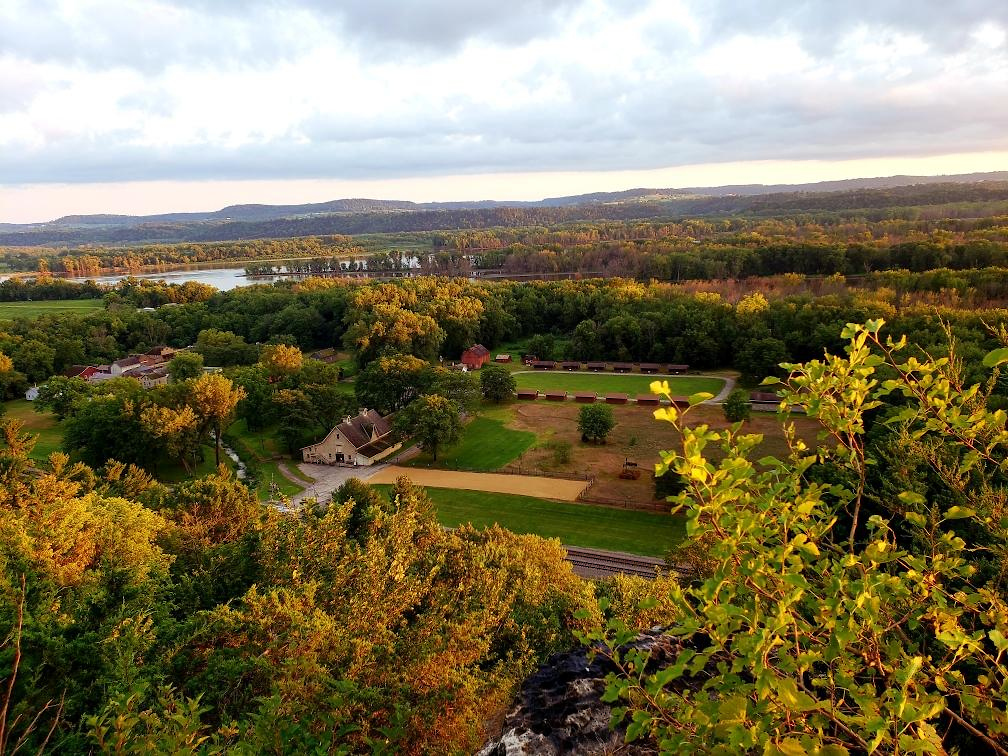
[944,506,975,520]
[983,347,1008,368]
[768,739,807,756]
[718,695,748,722]
[990,629,1008,654]
[688,391,714,406]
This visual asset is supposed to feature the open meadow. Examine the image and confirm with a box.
[512,371,724,396]
[0,299,104,319]
[372,483,683,557]
[4,399,63,460]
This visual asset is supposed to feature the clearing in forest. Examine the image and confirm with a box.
[0,299,105,319]
[512,371,724,397]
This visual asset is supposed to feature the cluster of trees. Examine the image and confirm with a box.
[37,370,246,472]
[0,236,361,273]
[3,275,1008,395]
[1,418,682,752]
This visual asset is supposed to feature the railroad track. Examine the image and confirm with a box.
[565,546,667,580]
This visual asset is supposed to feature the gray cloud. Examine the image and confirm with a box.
[696,0,1008,54]
[0,0,1006,188]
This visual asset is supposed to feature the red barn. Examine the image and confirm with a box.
[460,344,491,370]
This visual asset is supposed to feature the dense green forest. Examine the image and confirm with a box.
[0,274,1007,393]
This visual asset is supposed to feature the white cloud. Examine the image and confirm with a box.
[0,0,1005,200]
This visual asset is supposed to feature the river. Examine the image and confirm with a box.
[67,265,286,291]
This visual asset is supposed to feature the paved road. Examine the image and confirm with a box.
[290,461,388,505]
[709,375,737,403]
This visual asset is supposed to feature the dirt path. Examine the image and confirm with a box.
[274,460,307,487]
[367,466,589,501]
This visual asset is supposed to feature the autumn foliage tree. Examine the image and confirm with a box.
[258,343,303,377]
[188,373,246,466]
[394,394,462,462]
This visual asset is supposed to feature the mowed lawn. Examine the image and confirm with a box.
[406,415,536,470]
[4,399,64,460]
[374,484,683,557]
[0,299,105,319]
[513,371,724,397]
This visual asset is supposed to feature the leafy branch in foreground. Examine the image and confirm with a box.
[586,320,1008,754]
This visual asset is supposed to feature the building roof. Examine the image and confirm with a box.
[113,356,142,368]
[338,409,391,448]
[63,364,91,378]
[463,344,490,357]
[303,409,394,453]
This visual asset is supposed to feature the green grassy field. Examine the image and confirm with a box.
[374,484,682,557]
[4,399,64,460]
[406,414,536,470]
[227,418,287,458]
[513,371,724,397]
[254,459,305,499]
[0,299,105,320]
[281,461,315,484]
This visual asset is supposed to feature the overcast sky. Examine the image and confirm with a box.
[1,0,1007,222]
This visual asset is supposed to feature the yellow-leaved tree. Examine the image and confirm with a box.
[187,373,246,467]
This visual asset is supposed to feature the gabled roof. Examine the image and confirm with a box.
[302,409,392,452]
[463,344,490,357]
[63,364,91,378]
[113,356,141,368]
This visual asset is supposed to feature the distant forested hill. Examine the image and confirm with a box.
[3,175,1008,247]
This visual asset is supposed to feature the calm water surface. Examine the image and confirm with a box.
[69,266,289,291]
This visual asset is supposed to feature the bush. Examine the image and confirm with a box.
[543,439,572,465]
[721,388,751,422]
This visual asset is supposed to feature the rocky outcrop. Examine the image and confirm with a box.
[479,630,678,755]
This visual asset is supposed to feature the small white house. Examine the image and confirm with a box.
[25,386,39,401]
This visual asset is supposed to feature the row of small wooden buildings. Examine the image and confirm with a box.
[528,360,689,374]
[516,389,690,407]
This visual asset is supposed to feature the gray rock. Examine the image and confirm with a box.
[478,630,678,755]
